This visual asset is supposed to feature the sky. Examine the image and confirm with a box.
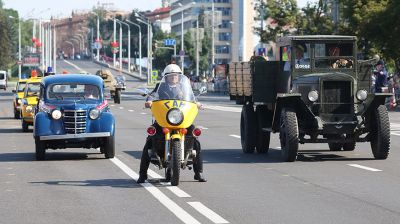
[3,0,314,20]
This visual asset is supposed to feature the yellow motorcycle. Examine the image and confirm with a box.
[140,74,206,186]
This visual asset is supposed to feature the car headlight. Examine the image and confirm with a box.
[89,109,100,120]
[26,105,33,113]
[167,108,184,125]
[356,89,368,101]
[17,99,21,104]
[51,110,62,120]
[308,90,319,102]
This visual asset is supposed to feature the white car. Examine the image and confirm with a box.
[0,70,7,90]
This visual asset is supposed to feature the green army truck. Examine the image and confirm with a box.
[229,35,392,162]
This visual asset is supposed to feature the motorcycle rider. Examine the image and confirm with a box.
[137,64,207,183]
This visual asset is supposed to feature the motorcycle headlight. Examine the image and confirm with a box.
[89,108,100,120]
[167,108,184,125]
[17,99,21,104]
[356,89,368,101]
[308,90,319,102]
[51,109,62,120]
[26,105,33,113]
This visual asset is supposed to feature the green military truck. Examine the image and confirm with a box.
[95,69,126,104]
[229,35,392,162]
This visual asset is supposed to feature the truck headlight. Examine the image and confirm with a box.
[51,110,62,120]
[89,109,100,120]
[26,105,33,113]
[167,108,184,125]
[308,90,319,102]
[356,89,368,101]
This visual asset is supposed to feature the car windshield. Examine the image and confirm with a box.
[17,82,26,92]
[154,74,195,101]
[47,83,100,100]
[24,82,40,97]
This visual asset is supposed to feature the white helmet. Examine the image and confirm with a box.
[163,64,182,76]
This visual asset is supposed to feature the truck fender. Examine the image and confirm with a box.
[34,112,63,137]
[97,112,115,136]
[271,93,315,133]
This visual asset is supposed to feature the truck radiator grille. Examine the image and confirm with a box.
[63,110,87,134]
[322,81,352,114]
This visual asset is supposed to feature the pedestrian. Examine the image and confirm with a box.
[374,60,388,93]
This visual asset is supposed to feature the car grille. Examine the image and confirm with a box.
[322,81,352,114]
[63,110,87,134]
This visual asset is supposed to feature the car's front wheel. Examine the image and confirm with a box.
[102,136,115,158]
[35,137,46,161]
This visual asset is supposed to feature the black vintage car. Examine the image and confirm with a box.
[229,35,392,162]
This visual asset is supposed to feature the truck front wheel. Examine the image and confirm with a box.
[280,109,299,162]
[370,105,390,159]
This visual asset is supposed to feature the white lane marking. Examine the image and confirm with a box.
[141,112,147,115]
[110,157,200,224]
[391,132,400,136]
[197,126,209,130]
[167,186,191,198]
[128,109,134,112]
[203,105,241,113]
[147,169,163,179]
[63,60,89,73]
[188,202,229,224]
[110,105,115,107]
[119,107,124,109]
[229,135,240,139]
[347,164,382,172]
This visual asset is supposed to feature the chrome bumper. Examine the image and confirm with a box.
[40,132,111,140]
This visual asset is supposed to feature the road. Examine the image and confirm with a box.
[1,60,400,224]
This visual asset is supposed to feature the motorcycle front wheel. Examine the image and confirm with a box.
[171,140,181,186]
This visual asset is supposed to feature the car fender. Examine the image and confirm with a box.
[272,93,315,133]
[90,112,115,136]
[34,112,64,137]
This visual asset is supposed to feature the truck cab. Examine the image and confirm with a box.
[229,35,391,162]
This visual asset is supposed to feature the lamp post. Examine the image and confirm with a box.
[8,16,21,79]
[211,1,215,77]
[116,19,131,73]
[113,18,116,67]
[135,15,152,84]
[90,12,100,61]
[126,19,142,78]
[177,2,196,75]
[115,20,123,70]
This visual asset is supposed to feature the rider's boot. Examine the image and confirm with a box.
[193,139,207,182]
[137,141,151,184]
[164,168,171,182]
[194,172,207,182]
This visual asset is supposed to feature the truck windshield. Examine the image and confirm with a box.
[47,84,100,100]
[315,43,354,69]
[24,82,40,97]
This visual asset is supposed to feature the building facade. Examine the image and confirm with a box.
[170,0,257,65]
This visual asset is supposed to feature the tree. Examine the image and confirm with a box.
[0,8,11,69]
[297,0,334,35]
[254,0,298,43]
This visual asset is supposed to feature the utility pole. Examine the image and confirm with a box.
[211,1,215,77]
[196,18,199,77]
[119,22,122,70]
[97,15,100,61]
[113,18,116,67]
[126,20,142,77]
[53,24,56,72]
[181,11,184,74]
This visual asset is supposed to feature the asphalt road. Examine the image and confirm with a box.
[2,60,400,224]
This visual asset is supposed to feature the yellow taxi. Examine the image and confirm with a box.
[12,78,28,119]
[21,75,42,132]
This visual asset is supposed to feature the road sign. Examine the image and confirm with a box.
[164,39,176,46]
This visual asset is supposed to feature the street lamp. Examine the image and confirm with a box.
[126,19,142,78]
[90,11,100,61]
[135,14,152,84]
[116,19,131,73]
[8,16,21,79]
[177,2,196,75]
[115,20,123,70]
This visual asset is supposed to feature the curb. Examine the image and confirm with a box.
[92,60,147,81]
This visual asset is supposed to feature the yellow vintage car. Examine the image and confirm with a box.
[21,76,41,132]
[12,78,28,119]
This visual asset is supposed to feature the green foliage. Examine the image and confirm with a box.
[297,0,334,35]
[254,0,298,42]
[0,9,11,69]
